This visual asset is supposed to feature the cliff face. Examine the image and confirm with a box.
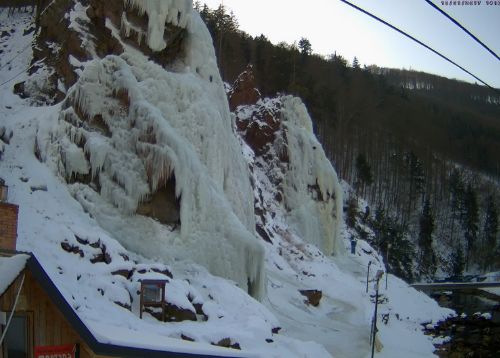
[230,67,344,257]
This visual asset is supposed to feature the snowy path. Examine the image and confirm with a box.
[265,257,372,358]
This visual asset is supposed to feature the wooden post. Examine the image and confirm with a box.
[366,261,372,293]
[371,270,384,358]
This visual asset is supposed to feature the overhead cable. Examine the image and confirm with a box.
[424,0,499,62]
[0,43,32,71]
[338,0,497,91]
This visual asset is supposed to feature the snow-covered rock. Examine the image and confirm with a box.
[233,75,344,256]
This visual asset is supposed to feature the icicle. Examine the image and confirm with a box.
[124,0,193,52]
[62,140,89,179]
[120,12,131,38]
[84,136,109,179]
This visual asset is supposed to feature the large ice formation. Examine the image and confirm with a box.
[280,97,344,256]
[40,3,265,299]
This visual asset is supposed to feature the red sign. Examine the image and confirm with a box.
[34,344,77,358]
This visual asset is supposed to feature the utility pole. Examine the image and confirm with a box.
[366,261,372,293]
[371,270,384,358]
[385,244,391,290]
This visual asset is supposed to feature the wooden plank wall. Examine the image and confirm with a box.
[0,270,116,358]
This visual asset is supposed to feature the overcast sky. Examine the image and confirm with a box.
[201,0,500,89]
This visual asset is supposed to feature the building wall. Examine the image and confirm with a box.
[0,203,18,251]
[0,270,115,358]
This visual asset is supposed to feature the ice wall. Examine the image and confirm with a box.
[43,8,265,299]
[281,96,344,256]
[123,0,192,51]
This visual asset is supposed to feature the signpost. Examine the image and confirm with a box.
[139,279,168,321]
[371,270,384,358]
[34,344,78,358]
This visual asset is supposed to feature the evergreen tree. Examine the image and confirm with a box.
[451,245,465,277]
[403,151,425,223]
[199,4,239,71]
[346,194,358,229]
[449,169,465,239]
[371,207,415,280]
[418,198,436,275]
[483,195,498,270]
[387,222,415,281]
[372,205,386,243]
[298,37,312,56]
[463,184,479,268]
[355,153,373,196]
[352,56,360,69]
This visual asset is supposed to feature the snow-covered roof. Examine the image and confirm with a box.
[8,253,247,358]
[0,254,29,295]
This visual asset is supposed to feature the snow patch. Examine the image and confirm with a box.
[0,255,29,295]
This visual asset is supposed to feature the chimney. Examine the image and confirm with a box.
[0,178,7,202]
[0,179,18,251]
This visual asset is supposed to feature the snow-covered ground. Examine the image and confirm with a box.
[0,7,454,358]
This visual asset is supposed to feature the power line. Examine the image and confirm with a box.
[0,60,39,88]
[424,0,499,62]
[0,43,32,71]
[338,0,497,91]
[0,66,30,87]
[0,55,45,88]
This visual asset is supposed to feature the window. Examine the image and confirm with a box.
[1,313,32,358]
[143,285,162,304]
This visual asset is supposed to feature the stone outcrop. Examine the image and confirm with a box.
[231,69,287,244]
[299,289,322,307]
[231,67,343,255]
[21,0,187,104]
[136,176,180,225]
[228,65,261,111]
[234,100,285,243]
[212,337,241,350]
[236,104,282,157]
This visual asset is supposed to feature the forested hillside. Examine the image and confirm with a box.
[197,3,500,279]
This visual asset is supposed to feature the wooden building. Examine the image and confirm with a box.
[0,253,230,358]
